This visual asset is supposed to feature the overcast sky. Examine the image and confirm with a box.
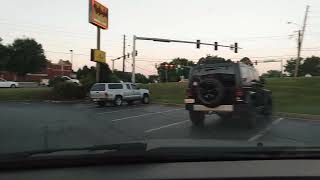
[1,0,320,75]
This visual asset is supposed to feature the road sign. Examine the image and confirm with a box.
[91,49,106,63]
[89,0,108,29]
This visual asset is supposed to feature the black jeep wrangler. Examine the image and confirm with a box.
[185,62,273,128]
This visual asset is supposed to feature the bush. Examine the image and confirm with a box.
[80,75,96,93]
[49,76,65,87]
[52,82,86,100]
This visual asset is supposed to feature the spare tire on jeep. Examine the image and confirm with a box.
[195,78,225,108]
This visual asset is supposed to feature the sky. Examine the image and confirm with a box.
[1,0,320,76]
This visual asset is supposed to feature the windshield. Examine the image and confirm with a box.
[1,0,320,166]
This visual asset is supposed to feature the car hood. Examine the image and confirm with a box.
[145,139,307,151]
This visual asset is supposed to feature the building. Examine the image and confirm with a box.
[0,60,74,82]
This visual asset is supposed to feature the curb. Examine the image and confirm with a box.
[274,112,320,121]
[151,102,184,107]
[152,102,320,120]
[1,99,91,104]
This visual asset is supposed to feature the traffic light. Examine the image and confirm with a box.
[127,53,130,58]
[135,50,138,56]
[255,60,258,65]
[234,43,238,53]
[214,42,218,51]
[196,40,200,49]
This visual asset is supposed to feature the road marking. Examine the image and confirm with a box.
[96,107,146,115]
[111,108,184,122]
[247,117,283,142]
[274,116,320,122]
[145,120,189,133]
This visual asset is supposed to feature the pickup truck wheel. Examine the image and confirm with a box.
[189,111,205,126]
[10,84,16,88]
[141,94,150,104]
[97,101,106,107]
[114,96,123,106]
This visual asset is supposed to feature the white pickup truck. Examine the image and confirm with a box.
[90,83,150,106]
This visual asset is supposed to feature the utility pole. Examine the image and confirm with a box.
[112,59,115,72]
[96,27,101,82]
[132,35,136,83]
[70,50,73,71]
[295,30,302,78]
[294,5,309,77]
[122,35,126,72]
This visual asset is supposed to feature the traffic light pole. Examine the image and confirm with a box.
[131,35,240,83]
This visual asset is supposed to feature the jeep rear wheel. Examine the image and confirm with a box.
[262,96,273,117]
[195,78,224,108]
[246,111,257,129]
[189,111,205,126]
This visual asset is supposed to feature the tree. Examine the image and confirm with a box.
[240,57,254,66]
[285,58,305,77]
[300,56,320,76]
[157,58,195,82]
[198,55,231,64]
[0,39,10,71]
[261,70,282,78]
[6,38,47,75]
[149,75,159,83]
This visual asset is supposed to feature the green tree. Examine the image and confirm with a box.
[284,58,303,77]
[300,56,320,76]
[113,71,149,83]
[198,55,231,64]
[157,58,195,82]
[261,70,282,78]
[0,38,10,71]
[6,38,47,75]
[149,75,159,83]
[240,57,254,66]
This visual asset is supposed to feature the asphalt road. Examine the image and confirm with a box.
[0,101,319,154]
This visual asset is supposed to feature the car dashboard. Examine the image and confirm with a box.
[1,159,320,180]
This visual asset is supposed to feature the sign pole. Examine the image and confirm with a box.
[96,27,101,82]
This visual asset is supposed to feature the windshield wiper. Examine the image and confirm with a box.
[0,142,147,160]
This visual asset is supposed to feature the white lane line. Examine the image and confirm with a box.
[96,107,146,115]
[145,120,189,133]
[111,108,184,122]
[274,116,320,122]
[247,118,284,142]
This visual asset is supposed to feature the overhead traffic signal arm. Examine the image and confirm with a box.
[136,36,241,53]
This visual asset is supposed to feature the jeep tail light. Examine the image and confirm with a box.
[186,88,193,97]
[236,88,244,97]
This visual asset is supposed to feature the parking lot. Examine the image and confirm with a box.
[0,101,319,154]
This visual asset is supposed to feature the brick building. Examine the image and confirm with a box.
[0,60,74,82]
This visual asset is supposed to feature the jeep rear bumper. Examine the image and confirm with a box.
[185,104,234,112]
[185,98,249,113]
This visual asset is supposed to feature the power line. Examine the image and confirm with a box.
[125,59,155,74]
